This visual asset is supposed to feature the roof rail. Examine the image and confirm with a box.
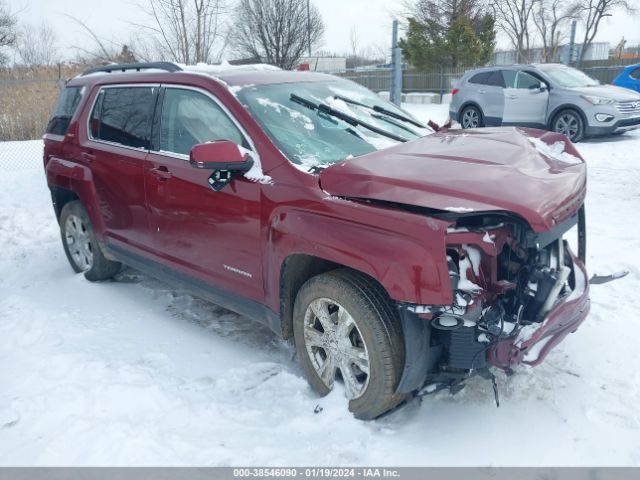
[82,62,182,76]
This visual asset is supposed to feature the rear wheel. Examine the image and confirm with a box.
[293,269,406,420]
[552,109,584,142]
[59,201,121,281]
[460,105,483,128]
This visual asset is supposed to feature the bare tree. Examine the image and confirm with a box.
[493,0,536,63]
[577,0,636,65]
[14,22,59,66]
[0,0,16,64]
[132,0,229,64]
[232,0,325,69]
[532,0,581,62]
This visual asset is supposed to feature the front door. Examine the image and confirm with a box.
[502,71,549,126]
[144,86,264,301]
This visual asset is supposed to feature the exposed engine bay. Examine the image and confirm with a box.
[402,206,589,401]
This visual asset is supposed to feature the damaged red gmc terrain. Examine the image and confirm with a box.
[44,62,590,419]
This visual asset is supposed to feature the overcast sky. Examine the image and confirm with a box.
[8,0,640,60]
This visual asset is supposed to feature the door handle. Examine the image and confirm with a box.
[478,89,486,94]
[81,151,95,163]
[150,165,172,181]
[507,94,517,99]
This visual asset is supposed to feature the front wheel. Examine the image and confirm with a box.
[552,109,585,142]
[293,269,406,420]
[59,200,121,281]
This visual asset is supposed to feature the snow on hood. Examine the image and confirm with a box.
[319,127,587,232]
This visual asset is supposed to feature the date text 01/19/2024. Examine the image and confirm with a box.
[232,468,401,478]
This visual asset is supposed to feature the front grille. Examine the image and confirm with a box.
[616,101,640,116]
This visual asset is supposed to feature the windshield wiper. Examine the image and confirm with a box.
[333,95,425,129]
[290,94,409,143]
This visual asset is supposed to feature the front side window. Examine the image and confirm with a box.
[516,71,542,89]
[90,86,155,149]
[46,86,84,135]
[629,67,640,80]
[159,88,247,156]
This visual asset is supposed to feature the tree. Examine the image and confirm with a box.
[577,0,636,65]
[14,22,59,66]
[0,0,16,64]
[399,0,495,68]
[532,0,581,63]
[132,0,229,64]
[492,0,536,63]
[232,0,325,69]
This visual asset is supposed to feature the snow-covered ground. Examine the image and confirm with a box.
[1,106,639,466]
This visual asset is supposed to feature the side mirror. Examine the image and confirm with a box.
[189,140,254,191]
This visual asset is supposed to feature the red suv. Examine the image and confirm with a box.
[44,62,590,419]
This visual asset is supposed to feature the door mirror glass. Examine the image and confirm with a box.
[189,141,254,191]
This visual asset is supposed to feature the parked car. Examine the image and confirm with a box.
[613,63,640,93]
[450,63,640,142]
[44,62,590,419]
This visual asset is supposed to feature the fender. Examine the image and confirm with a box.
[547,103,588,129]
[45,157,106,236]
[265,198,454,310]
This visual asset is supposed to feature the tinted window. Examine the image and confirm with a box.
[516,72,542,89]
[486,71,506,87]
[468,72,490,84]
[159,88,246,156]
[90,87,155,149]
[630,68,640,80]
[502,70,517,88]
[46,87,84,135]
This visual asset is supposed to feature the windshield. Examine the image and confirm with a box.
[537,65,600,88]
[236,80,432,169]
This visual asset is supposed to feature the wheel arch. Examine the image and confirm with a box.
[50,186,80,220]
[547,104,588,131]
[279,254,388,340]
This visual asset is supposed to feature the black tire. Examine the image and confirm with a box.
[293,269,406,420]
[59,200,121,281]
[459,105,484,129]
[551,109,585,142]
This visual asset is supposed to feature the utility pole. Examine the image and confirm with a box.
[567,19,577,66]
[390,19,402,106]
[307,0,312,57]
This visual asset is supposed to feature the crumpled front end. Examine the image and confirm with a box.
[400,205,590,394]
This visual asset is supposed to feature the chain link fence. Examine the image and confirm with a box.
[2,140,44,171]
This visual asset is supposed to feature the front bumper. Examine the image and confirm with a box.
[586,116,640,136]
[487,248,590,368]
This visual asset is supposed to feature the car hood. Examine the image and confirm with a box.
[569,84,640,101]
[319,127,587,232]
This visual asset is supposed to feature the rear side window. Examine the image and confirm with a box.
[486,71,506,87]
[468,72,490,84]
[90,86,155,149]
[502,70,517,88]
[630,68,640,80]
[46,87,84,135]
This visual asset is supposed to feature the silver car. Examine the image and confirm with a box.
[450,63,640,142]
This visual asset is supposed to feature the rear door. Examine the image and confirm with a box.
[502,70,549,126]
[466,70,505,125]
[144,86,264,302]
[84,85,157,250]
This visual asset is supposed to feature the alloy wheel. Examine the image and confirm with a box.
[555,113,580,140]
[303,298,370,400]
[64,214,94,271]
[462,108,479,128]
